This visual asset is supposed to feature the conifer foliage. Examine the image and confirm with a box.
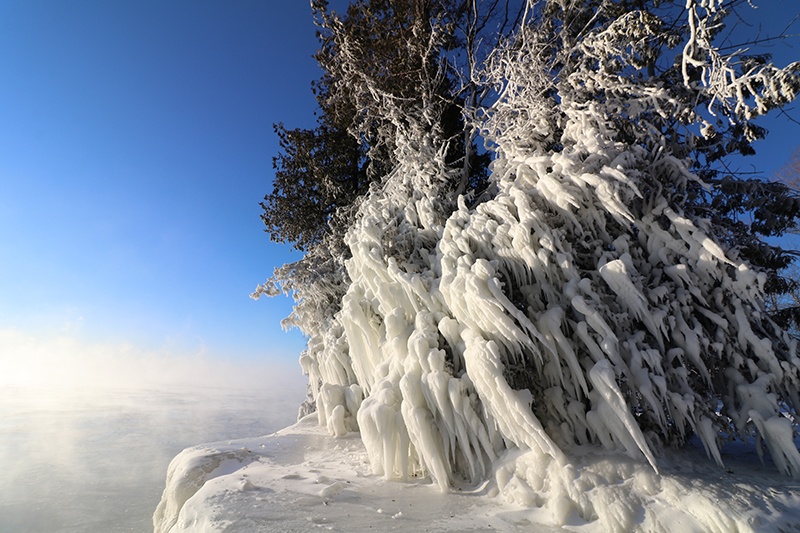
[257,0,800,519]
[261,0,492,253]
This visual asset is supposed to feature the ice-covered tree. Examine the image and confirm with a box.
[260,0,494,254]
[256,0,800,512]
[257,0,509,414]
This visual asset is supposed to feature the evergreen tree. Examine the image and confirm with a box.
[260,0,494,253]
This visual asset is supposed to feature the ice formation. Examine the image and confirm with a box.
[153,415,800,533]
[253,0,800,529]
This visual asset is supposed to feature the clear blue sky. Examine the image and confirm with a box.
[0,1,798,379]
[0,1,321,368]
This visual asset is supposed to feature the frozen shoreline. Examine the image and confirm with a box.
[154,416,800,532]
[153,415,529,533]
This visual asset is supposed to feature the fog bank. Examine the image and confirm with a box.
[0,328,306,394]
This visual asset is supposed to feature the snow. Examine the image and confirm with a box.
[154,415,800,532]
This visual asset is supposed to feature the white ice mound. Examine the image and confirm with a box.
[152,416,800,532]
[153,444,262,533]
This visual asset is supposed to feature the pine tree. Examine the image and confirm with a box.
[260,0,494,254]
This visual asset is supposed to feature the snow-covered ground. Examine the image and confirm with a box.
[154,415,800,533]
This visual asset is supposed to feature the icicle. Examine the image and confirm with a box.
[588,360,659,473]
[461,329,567,465]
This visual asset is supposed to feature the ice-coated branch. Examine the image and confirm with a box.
[683,0,800,122]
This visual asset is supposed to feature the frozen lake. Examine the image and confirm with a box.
[0,381,305,533]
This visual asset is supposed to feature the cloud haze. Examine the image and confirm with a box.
[0,328,307,394]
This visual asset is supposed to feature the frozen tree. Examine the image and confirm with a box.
[763,146,800,331]
[447,0,800,478]
[256,0,800,516]
[257,0,509,416]
[261,0,494,253]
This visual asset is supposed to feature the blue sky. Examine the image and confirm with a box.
[0,1,320,372]
[0,1,798,385]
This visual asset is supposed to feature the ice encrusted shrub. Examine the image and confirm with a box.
[257,0,800,518]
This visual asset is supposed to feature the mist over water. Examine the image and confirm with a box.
[0,334,307,533]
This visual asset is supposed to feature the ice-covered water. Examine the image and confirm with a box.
[0,381,304,533]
